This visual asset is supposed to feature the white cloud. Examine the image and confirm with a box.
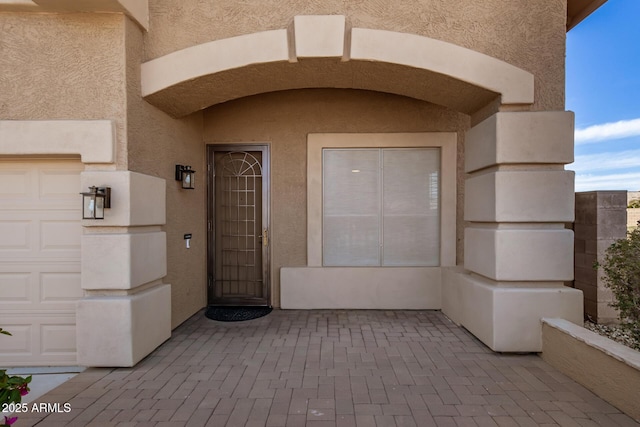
[575,171,640,192]
[575,117,640,144]
[569,149,640,173]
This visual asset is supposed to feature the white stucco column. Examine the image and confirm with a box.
[442,111,584,352]
[76,171,171,367]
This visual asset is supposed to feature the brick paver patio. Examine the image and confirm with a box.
[16,310,640,426]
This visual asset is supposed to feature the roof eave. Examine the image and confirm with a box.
[567,0,608,31]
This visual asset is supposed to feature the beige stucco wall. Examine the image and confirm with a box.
[145,0,565,111]
[1,4,574,347]
[123,19,206,328]
[0,13,128,168]
[203,89,468,307]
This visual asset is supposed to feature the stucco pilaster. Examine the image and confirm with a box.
[77,170,171,366]
[443,110,583,352]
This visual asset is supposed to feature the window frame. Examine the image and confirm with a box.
[307,133,457,268]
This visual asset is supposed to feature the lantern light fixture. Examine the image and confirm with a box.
[175,165,196,190]
[80,186,111,220]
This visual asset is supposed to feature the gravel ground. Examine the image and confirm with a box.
[584,320,640,351]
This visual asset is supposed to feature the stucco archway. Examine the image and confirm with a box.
[141,15,534,117]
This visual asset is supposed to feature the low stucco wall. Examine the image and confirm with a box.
[541,318,640,422]
[281,267,441,309]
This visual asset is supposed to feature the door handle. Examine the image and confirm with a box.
[262,228,268,247]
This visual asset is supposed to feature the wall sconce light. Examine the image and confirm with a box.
[175,165,196,190]
[80,186,111,220]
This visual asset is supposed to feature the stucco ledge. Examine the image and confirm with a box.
[0,120,115,164]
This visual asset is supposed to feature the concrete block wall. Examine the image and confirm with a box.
[574,191,627,324]
[627,208,640,230]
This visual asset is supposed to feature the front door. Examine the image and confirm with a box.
[207,145,270,306]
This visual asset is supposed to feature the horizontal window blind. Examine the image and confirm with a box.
[323,148,440,267]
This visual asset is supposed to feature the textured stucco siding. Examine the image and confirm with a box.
[0,13,129,168]
[124,19,206,328]
[203,89,468,307]
[145,0,566,111]
[0,0,571,325]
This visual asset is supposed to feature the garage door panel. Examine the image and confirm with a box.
[0,268,80,311]
[0,324,31,355]
[0,315,77,366]
[41,220,81,251]
[0,159,82,365]
[0,262,79,273]
[0,168,31,197]
[1,159,81,204]
[39,168,82,199]
[0,220,31,250]
[0,201,82,210]
[41,324,76,355]
[41,272,83,302]
[0,272,31,301]
[0,216,80,259]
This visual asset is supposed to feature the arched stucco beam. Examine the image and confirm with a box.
[141,18,534,118]
[143,58,500,118]
[141,29,290,111]
[349,28,534,107]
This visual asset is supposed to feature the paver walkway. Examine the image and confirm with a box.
[16,310,640,426]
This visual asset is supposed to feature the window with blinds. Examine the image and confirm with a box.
[323,148,440,267]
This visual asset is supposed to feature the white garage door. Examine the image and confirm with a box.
[0,159,83,366]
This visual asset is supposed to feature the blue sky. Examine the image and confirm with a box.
[566,0,640,191]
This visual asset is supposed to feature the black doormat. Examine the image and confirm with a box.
[205,305,273,322]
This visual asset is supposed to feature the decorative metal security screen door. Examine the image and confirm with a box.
[207,146,270,306]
